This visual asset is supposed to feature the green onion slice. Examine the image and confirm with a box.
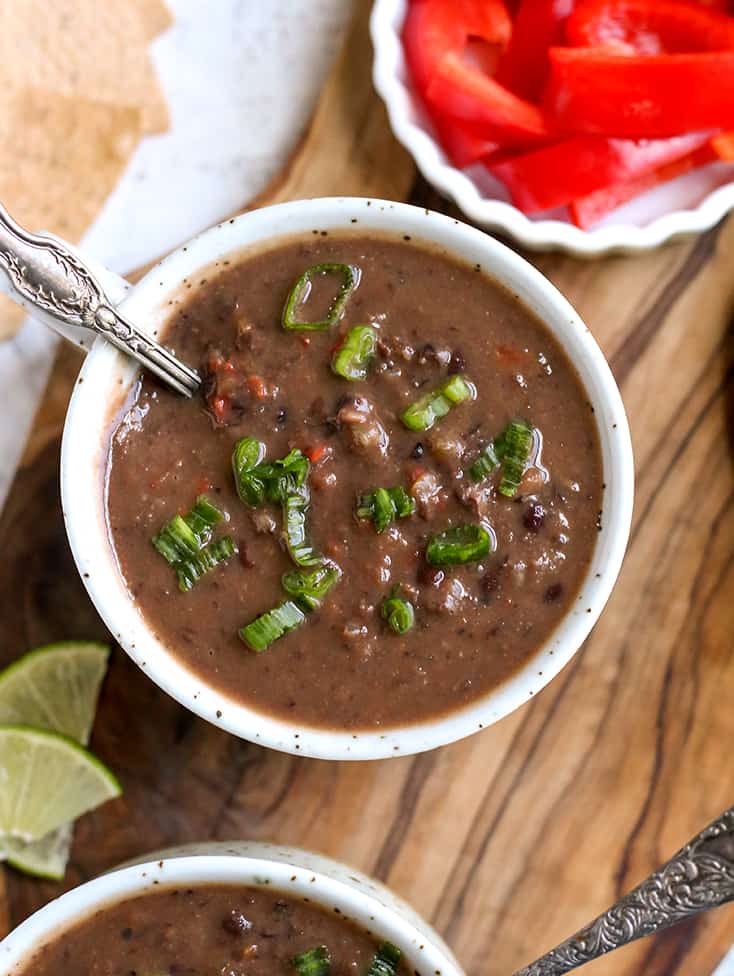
[356,486,416,534]
[331,324,378,381]
[176,537,236,592]
[400,374,474,432]
[426,523,493,566]
[282,486,324,567]
[282,564,341,612]
[232,437,268,506]
[292,945,331,976]
[153,496,234,590]
[496,420,533,497]
[264,449,310,503]
[185,495,225,539]
[282,263,360,331]
[240,600,307,653]
[153,514,200,564]
[365,943,402,976]
[381,588,415,635]
[233,442,309,507]
[468,441,500,483]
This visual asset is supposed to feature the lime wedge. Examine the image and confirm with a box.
[0,642,112,878]
[0,641,109,744]
[0,822,73,880]
[0,726,121,842]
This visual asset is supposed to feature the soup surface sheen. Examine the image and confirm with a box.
[18,883,409,976]
[107,235,602,729]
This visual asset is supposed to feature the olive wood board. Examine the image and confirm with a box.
[2,2,734,974]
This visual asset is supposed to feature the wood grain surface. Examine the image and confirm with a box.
[2,2,734,973]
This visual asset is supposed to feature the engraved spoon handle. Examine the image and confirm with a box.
[0,202,200,397]
[514,807,734,976]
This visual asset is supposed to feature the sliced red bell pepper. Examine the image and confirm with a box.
[402,0,512,94]
[430,111,500,166]
[546,47,734,138]
[488,131,713,213]
[496,0,577,102]
[569,143,721,227]
[403,0,547,148]
[685,0,730,9]
[566,0,734,53]
[426,52,549,145]
[711,131,734,158]
[570,131,734,227]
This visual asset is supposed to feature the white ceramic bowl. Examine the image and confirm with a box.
[370,0,734,257]
[60,196,633,760]
[0,841,462,976]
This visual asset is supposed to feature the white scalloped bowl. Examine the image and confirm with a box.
[370,0,734,257]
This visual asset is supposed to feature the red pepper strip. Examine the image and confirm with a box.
[546,47,734,138]
[496,0,576,102]
[566,0,734,54]
[712,132,734,158]
[488,132,713,213]
[685,0,729,9]
[569,143,721,228]
[402,0,512,94]
[431,111,500,166]
[570,131,734,227]
[426,53,549,145]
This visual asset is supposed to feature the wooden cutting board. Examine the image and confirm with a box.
[2,2,734,973]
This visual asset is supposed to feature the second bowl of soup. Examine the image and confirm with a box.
[61,198,633,758]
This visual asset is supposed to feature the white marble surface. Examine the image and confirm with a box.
[0,0,351,508]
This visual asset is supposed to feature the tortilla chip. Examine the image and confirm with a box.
[0,0,168,134]
[0,88,143,340]
[130,0,173,40]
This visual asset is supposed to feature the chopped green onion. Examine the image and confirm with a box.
[176,537,236,592]
[468,441,500,483]
[232,437,268,506]
[426,523,493,566]
[282,563,341,612]
[282,263,360,331]
[265,448,310,502]
[365,943,402,976]
[153,514,200,564]
[292,946,331,976]
[153,496,234,590]
[233,442,309,507]
[239,600,307,653]
[356,486,416,533]
[282,486,324,567]
[184,495,225,539]
[497,420,533,497]
[153,496,227,560]
[381,589,415,635]
[400,374,474,432]
[331,325,378,381]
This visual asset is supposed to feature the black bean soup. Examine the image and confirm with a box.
[106,234,602,729]
[18,884,411,976]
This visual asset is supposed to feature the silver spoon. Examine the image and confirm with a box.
[514,806,734,975]
[0,202,200,397]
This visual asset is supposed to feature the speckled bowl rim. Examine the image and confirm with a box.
[60,196,634,760]
[370,0,734,257]
[0,842,461,976]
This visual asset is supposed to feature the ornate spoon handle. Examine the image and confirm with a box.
[0,202,200,397]
[514,807,734,976]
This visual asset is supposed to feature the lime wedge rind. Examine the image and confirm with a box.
[0,641,109,745]
[1,822,73,881]
[0,725,121,843]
